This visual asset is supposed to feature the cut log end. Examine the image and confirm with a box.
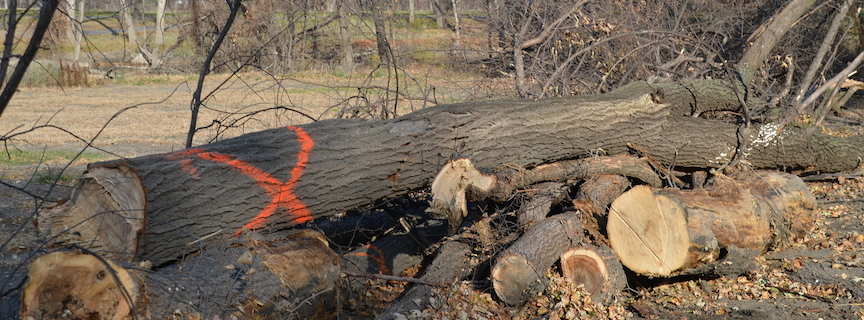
[491,254,543,306]
[21,251,142,320]
[609,172,818,277]
[37,167,146,262]
[608,185,689,276]
[560,249,608,297]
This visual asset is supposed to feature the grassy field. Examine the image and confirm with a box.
[0,8,512,179]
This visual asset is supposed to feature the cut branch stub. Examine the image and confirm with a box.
[608,171,817,277]
[429,158,497,234]
[560,243,626,304]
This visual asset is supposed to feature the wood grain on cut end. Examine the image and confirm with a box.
[608,185,689,276]
[21,251,142,320]
[561,248,608,297]
[492,254,541,306]
[37,167,145,262]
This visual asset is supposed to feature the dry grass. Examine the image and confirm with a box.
[0,66,513,159]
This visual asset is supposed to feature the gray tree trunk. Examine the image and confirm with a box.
[119,0,140,47]
[338,0,354,71]
[155,0,166,46]
[40,79,864,264]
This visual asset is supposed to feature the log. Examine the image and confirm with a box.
[491,212,583,305]
[516,182,567,227]
[37,167,146,261]
[607,171,818,277]
[572,174,631,216]
[21,230,343,319]
[38,80,864,264]
[560,243,626,304]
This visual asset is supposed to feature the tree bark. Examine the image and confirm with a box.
[119,0,140,48]
[607,171,817,277]
[516,182,567,228]
[155,0,166,46]
[372,0,391,65]
[338,1,354,72]
[573,174,631,217]
[38,83,864,264]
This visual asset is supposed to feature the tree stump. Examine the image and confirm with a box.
[21,230,343,319]
[20,251,142,320]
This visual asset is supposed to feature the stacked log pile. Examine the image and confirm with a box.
[23,149,820,319]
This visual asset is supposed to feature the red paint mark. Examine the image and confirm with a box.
[167,126,314,236]
[346,244,389,275]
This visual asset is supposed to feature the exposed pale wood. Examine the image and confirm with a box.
[607,185,690,276]
[22,230,343,319]
[560,244,626,304]
[36,167,145,261]
[608,171,817,277]
[20,251,142,320]
[492,213,583,305]
[430,158,496,234]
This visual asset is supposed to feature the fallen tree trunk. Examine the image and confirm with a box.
[21,230,343,319]
[37,81,863,263]
[608,171,818,277]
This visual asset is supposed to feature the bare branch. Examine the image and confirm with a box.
[0,0,60,119]
[794,0,850,104]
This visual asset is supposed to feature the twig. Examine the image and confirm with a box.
[818,199,864,204]
[800,173,864,182]
[186,0,243,148]
[341,269,445,287]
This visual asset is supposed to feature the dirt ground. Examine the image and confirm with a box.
[2,78,864,319]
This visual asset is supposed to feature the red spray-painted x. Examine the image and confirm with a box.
[168,126,314,236]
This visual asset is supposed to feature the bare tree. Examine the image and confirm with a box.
[0,0,61,118]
